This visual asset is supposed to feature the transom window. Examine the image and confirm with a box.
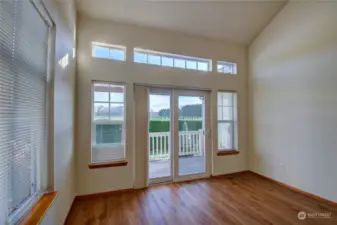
[217,92,238,151]
[92,42,126,61]
[217,61,237,75]
[92,82,126,163]
[134,48,212,72]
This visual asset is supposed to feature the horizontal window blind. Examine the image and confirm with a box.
[0,0,49,224]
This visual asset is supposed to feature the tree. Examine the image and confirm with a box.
[180,104,202,117]
[158,108,170,117]
[96,105,105,116]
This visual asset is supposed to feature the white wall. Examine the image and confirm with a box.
[76,16,248,195]
[41,0,76,224]
[249,2,337,202]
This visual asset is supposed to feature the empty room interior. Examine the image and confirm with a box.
[0,0,337,224]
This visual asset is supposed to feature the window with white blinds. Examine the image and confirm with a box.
[0,0,51,224]
[91,82,126,163]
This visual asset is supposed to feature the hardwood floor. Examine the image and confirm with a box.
[66,172,337,225]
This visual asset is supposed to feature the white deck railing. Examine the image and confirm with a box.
[149,130,204,161]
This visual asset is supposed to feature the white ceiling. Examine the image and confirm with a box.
[76,0,286,45]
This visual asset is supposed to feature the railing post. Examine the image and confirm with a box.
[149,136,151,160]
[151,135,153,160]
[182,133,185,156]
[155,134,158,160]
[199,129,203,156]
[161,133,166,158]
[193,132,196,155]
[188,132,191,156]
[168,132,170,158]
[159,133,162,159]
[178,133,181,157]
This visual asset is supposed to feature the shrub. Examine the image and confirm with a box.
[149,120,202,132]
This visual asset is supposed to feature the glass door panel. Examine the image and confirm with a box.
[174,90,208,179]
[178,95,205,176]
[148,89,173,184]
[147,88,210,184]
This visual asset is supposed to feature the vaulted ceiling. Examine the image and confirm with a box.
[76,0,286,45]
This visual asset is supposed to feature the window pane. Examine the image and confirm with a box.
[162,56,173,67]
[197,62,208,71]
[218,106,233,120]
[186,61,197,70]
[110,103,124,120]
[96,124,123,144]
[218,122,233,150]
[110,92,124,103]
[92,43,126,61]
[218,64,232,73]
[94,103,109,120]
[174,59,185,68]
[218,92,233,106]
[94,92,109,102]
[148,54,161,65]
[217,62,237,74]
[134,52,147,63]
[93,46,109,58]
[109,49,125,61]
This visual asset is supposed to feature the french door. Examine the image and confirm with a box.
[148,88,210,184]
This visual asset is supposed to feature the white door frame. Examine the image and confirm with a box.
[148,87,211,184]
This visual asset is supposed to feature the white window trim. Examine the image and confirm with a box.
[8,192,42,224]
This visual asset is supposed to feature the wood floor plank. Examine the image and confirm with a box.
[66,172,337,225]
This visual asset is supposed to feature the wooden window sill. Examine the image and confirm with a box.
[217,150,240,156]
[19,192,59,225]
[88,160,128,169]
